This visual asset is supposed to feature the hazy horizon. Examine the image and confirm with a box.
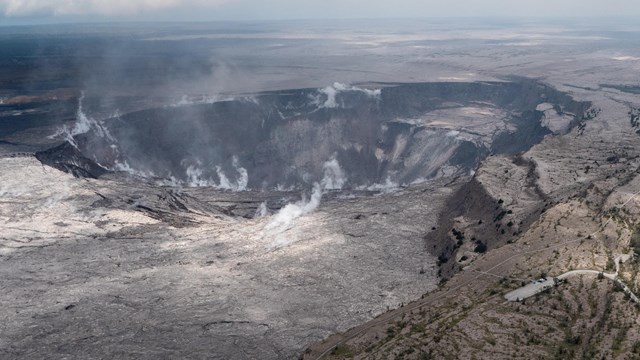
[1,0,640,26]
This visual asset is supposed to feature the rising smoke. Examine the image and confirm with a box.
[185,163,213,187]
[216,156,248,191]
[357,177,400,194]
[50,95,255,190]
[182,156,249,190]
[311,82,381,109]
[170,94,236,107]
[114,160,157,178]
[265,182,323,232]
[49,94,114,149]
[255,202,269,218]
[320,158,346,190]
[264,158,346,247]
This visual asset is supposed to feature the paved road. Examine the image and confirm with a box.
[505,266,640,304]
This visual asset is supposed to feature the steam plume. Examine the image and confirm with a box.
[265,182,322,231]
[49,94,113,148]
[312,82,381,109]
[255,202,268,218]
[264,158,345,243]
[321,158,346,190]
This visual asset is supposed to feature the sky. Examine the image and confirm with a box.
[1,0,639,25]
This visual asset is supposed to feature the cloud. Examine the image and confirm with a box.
[0,0,229,17]
[3,0,640,25]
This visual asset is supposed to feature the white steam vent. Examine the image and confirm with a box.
[312,82,381,108]
[49,93,114,148]
[321,158,346,190]
[264,158,346,248]
[181,156,249,190]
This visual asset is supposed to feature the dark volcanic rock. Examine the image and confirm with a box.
[35,141,108,179]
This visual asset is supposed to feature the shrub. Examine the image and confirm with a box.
[565,334,581,345]
[452,228,465,242]
[386,327,396,338]
[474,242,487,253]
[331,345,354,357]
[631,225,640,255]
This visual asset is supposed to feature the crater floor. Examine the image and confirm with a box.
[0,156,452,359]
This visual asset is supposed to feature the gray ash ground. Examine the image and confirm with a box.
[0,156,451,359]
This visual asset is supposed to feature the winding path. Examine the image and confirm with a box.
[505,255,640,304]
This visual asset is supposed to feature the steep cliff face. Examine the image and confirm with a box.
[428,155,549,279]
[37,80,589,190]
